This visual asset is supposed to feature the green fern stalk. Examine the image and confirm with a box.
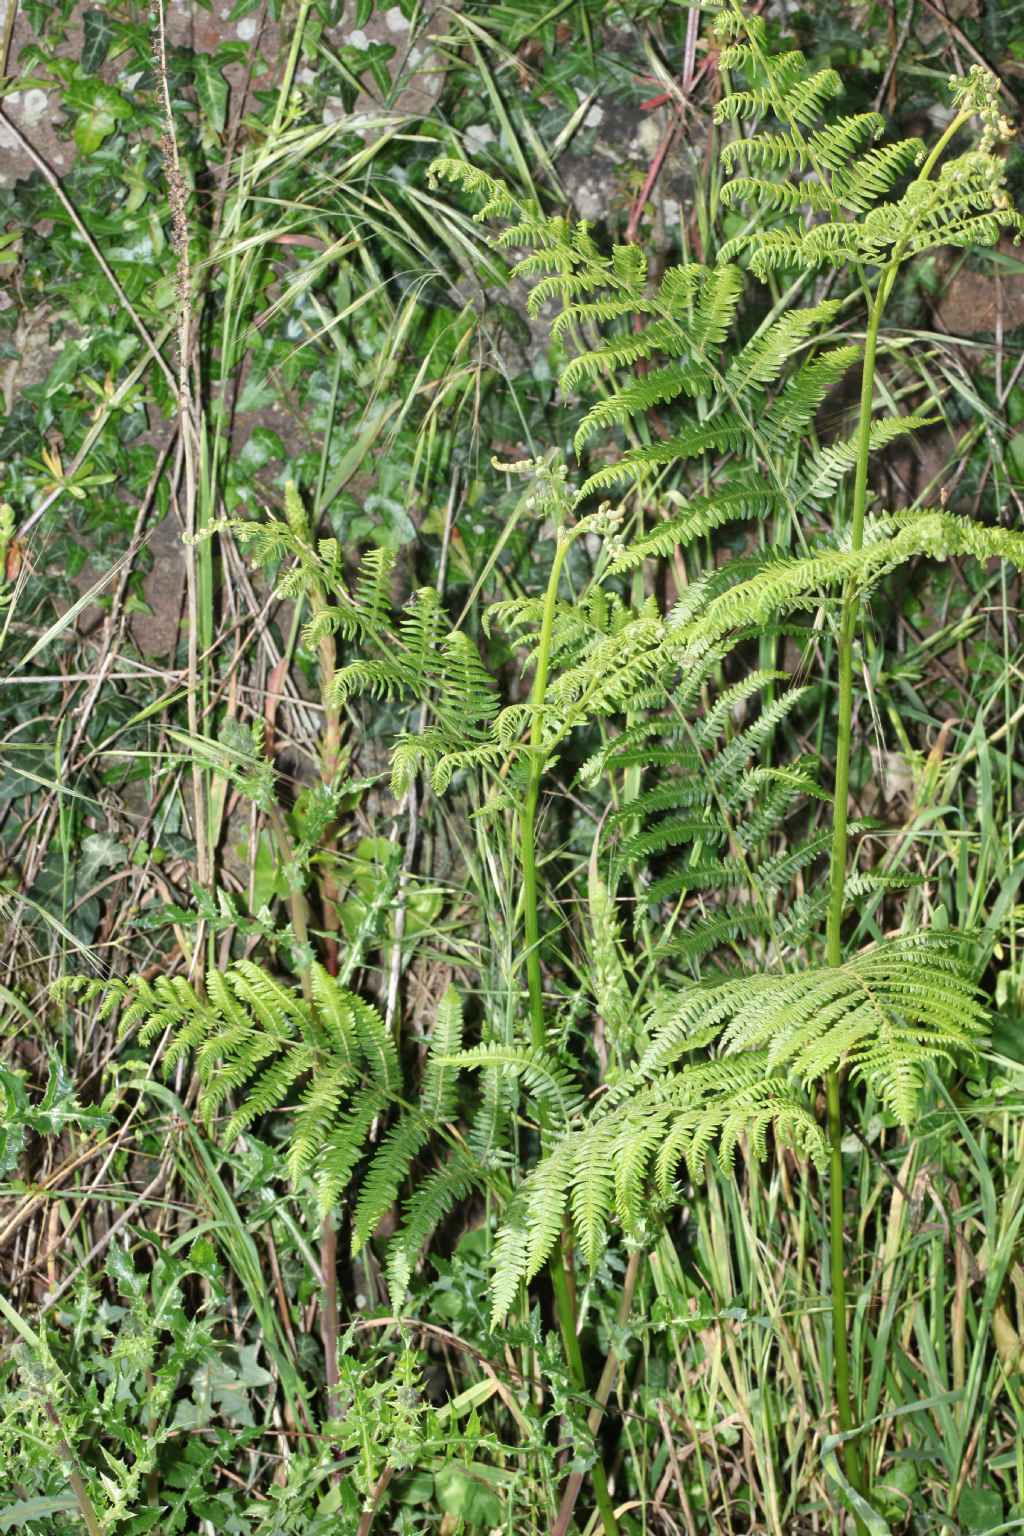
[522,520,571,1055]
[823,100,978,1504]
[518,497,620,1536]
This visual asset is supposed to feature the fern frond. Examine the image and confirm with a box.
[725,301,842,397]
[641,932,986,1124]
[489,1205,529,1328]
[610,486,780,570]
[352,1114,430,1252]
[317,1094,388,1215]
[443,1044,583,1123]
[758,345,860,452]
[309,965,360,1067]
[224,1045,314,1139]
[560,319,687,393]
[808,113,886,171]
[352,993,401,1094]
[420,986,463,1123]
[690,264,745,352]
[288,1062,357,1183]
[386,1150,481,1303]
[573,363,706,452]
[832,138,925,212]
[647,857,747,904]
[570,1123,616,1270]
[579,419,748,498]
[720,175,837,216]
[716,68,843,128]
[720,131,810,173]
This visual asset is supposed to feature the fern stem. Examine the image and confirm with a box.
[823,104,972,1510]
[552,1247,642,1536]
[267,803,314,1004]
[520,528,619,1536]
[549,1254,621,1536]
[522,529,570,1053]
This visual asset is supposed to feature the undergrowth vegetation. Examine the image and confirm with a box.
[5,1,1024,1532]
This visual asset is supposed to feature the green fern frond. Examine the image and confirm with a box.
[489,1206,529,1328]
[797,413,935,507]
[808,113,886,170]
[758,345,860,452]
[720,131,810,173]
[720,175,836,216]
[560,319,688,393]
[725,300,842,396]
[647,857,747,905]
[309,964,360,1066]
[444,1043,583,1123]
[288,1063,358,1183]
[580,419,748,498]
[225,1046,314,1139]
[832,138,925,212]
[664,911,771,964]
[426,155,524,220]
[716,68,843,128]
[570,1123,616,1269]
[352,1115,430,1253]
[420,987,464,1123]
[641,933,986,1124]
[573,363,706,452]
[609,486,781,570]
[386,1150,482,1304]
[317,1095,388,1215]
[351,992,401,1094]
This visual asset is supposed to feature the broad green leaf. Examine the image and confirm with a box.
[74,104,117,154]
[434,1464,505,1528]
[193,54,229,134]
[959,1488,1005,1534]
[81,8,117,73]
[0,400,37,458]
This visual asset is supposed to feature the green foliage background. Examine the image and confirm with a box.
[4,2,1024,1533]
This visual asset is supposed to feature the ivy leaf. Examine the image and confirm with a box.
[0,400,36,459]
[193,54,229,134]
[81,9,117,74]
[72,83,131,154]
[236,425,284,475]
[79,830,125,886]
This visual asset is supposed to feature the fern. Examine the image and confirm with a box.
[424,16,1019,1365]
[62,969,505,1306]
